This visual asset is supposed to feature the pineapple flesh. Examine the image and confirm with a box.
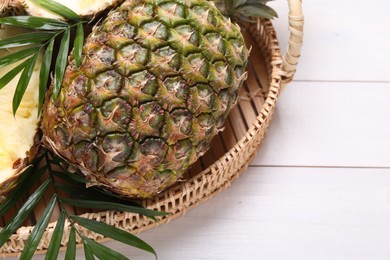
[22,0,123,19]
[42,0,249,198]
[0,27,41,200]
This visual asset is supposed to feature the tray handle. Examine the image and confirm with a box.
[280,0,304,88]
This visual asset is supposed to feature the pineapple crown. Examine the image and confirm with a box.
[213,0,278,22]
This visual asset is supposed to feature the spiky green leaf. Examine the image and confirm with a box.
[53,28,70,99]
[74,23,84,67]
[0,179,50,247]
[45,211,66,260]
[0,47,39,68]
[213,0,277,21]
[38,37,54,115]
[0,16,68,30]
[83,237,128,260]
[233,0,248,8]
[236,4,278,20]
[64,226,77,260]
[73,216,157,259]
[29,0,81,21]
[20,195,57,260]
[0,32,54,49]
[13,52,39,115]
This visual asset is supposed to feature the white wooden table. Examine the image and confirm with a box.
[16,0,390,259]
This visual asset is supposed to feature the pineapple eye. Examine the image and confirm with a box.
[115,43,150,76]
[101,98,132,129]
[100,133,134,163]
[140,138,168,164]
[168,25,200,55]
[136,21,168,50]
[157,2,187,27]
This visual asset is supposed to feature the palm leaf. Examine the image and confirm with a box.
[72,216,157,259]
[0,32,54,49]
[45,211,66,260]
[38,37,54,115]
[20,195,57,260]
[53,28,70,99]
[74,23,84,67]
[82,240,96,260]
[0,179,50,247]
[64,226,77,260]
[82,237,128,260]
[12,52,39,115]
[0,47,39,68]
[0,16,68,30]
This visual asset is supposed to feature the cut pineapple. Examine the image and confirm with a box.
[0,27,40,199]
[0,63,39,183]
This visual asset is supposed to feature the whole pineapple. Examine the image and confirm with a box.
[41,0,249,198]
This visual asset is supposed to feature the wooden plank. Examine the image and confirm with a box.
[269,0,390,81]
[26,166,390,260]
[251,81,390,167]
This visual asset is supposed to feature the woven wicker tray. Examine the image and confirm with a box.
[0,0,303,256]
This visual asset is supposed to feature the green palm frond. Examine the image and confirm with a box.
[0,149,166,259]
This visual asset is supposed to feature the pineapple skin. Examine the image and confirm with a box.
[42,0,249,198]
